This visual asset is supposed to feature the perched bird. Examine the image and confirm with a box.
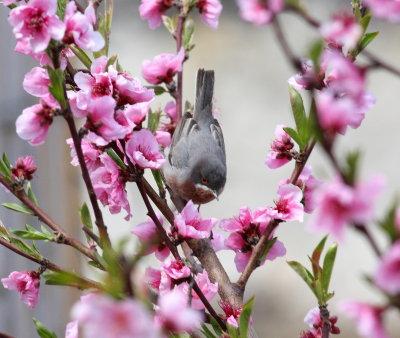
[163,69,226,205]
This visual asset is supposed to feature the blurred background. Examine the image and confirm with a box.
[1,0,400,336]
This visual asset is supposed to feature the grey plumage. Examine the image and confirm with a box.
[163,69,227,203]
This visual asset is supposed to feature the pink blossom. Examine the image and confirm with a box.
[139,0,174,29]
[196,0,223,29]
[265,125,295,169]
[72,293,159,338]
[288,59,325,91]
[23,67,50,97]
[3,0,18,5]
[236,0,284,26]
[83,96,129,142]
[155,288,203,333]
[176,271,218,310]
[164,101,177,123]
[63,1,104,51]
[364,0,400,23]
[280,166,321,214]
[308,175,384,242]
[145,266,172,294]
[220,206,286,272]
[125,102,150,124]
[339,301,389,338]
[112,70,155,107]
[173,200,217,239]
[131,213,170,261]
[11,156,37,181]
[67,138,104,173]
[142,48,185,85]
[374,240,400,294]
[125,129,166,169]
[91,153,131,220]
[269,184,304,222]
[65,321,78,338]
[211,231,226,251]
[16,100,58,146]
[155,130,171,147]
[162,259,191,280]
[8,0,65,53]
[320,12,362,50]
[316,50,374,135]
[1,270,40,308]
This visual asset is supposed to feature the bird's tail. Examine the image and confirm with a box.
[194,69,214,122]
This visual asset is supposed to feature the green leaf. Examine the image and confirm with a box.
[311,236,327,277]
[147,109,161,131]
[162,15,177,35]
[359,32,379,51]
[151,169,164,192]
[308,40,324,71]
[283,127,303,149]
[106,55,118,70]
[11,224,54,241]
[201,325,218,338]
[26,182,39,206]
[287,261,317,297]
[227,324,239,338]
[42,270,94,289]
[343,150,360,185]
[40,225,53,237]
[46,67,67,108]
[209,316,223,336]
[2,153,11,174]
[378,201,398,243]
[312,278,325,306]
[2,203,34,215]
[79,202,93,230]
[239,297,254,338]
[183,17,195,51]
[0,153,12,178]
[259,237,277,262]
[32,318,57,338]
[0,220,10,240]
[146,85,167,96]
[289,86,307,133]
[70,45,92,69]
[105,149,127,170]
[359,13,372,33]
[56,0,68,20]
[321,243,337,293]
[9,237,40,259]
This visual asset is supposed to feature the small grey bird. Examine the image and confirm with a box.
[163,69,226,204]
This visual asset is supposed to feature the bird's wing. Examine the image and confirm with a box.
[169,111,199,168]
[210,119,226,161]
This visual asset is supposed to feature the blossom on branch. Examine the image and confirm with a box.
[172,200,217,239]
[63,1,104,52]
[265,125,295,169]
[72,293,159,338]
[11,156,37,181]
[339,301,389,338]
[139,0,174,30]
[155,288,203,334]
[142,48,185,85]
[374,240,400,294]
[320,12,362,50]
[125,129,166,169]
[308,175,384,242]
[304,307,340,336]
[1,270,40,308]
[221,206,286,272]
[8,0,65,54]
[236,0,284,26]
[268,184,304,222]
[196,0,223,29]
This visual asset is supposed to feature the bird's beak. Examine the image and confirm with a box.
[212,190,219,201]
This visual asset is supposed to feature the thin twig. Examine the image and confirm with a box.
[174,8,186,122]
[0,237,101,290]
[136,178,227,331]
[319,305,331,338]
[0,176,100,265]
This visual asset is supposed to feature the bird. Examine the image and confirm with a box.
[163,69,226,205]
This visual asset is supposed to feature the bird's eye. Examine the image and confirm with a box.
[201,176,208,185]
